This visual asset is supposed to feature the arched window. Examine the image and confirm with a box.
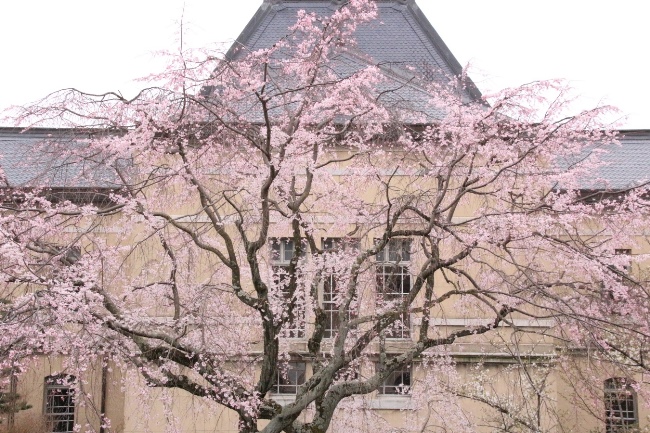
[44,374,75,433]
[604,378,637,433]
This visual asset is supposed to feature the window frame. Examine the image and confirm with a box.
[321,237,359,339]
[43,374,76,433]
[271,237,305,265]
[271,362,307,396]
[270,237,307,338]
[604,377,638,433]
[614,249,633,274]
[602,249,634,315]
[376,363,411,396]
[375,238,412,339]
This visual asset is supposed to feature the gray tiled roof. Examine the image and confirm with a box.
[0,128,119,189]
[217,49,447,124]
[2,128,649,190]
[227,0,482,101]
[588,130,650,189]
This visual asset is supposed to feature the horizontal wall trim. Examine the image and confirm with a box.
[416,318,555,328]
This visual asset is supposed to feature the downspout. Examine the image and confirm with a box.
[7,369,16,429]
[99,359,108,433]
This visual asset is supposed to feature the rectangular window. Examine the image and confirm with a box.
[271,238,304,264]
[614,249,632,273]
[376,239,411,338]
[377,364,411,395]
[271,238,306,338]
[272,362,306,395]
[603,249,634,315]
[333,363,359,382]
[605,378,637,433]
[44,375,75,433]
[322,238,359,339]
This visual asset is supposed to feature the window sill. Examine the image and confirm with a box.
[369,394,412,410]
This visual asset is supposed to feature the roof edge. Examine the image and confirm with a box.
[225,2,276,61]
[405,2,482,101]
[0,127,120,138]
[617,129,650,136]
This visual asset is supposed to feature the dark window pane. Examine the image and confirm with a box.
[284,239,294,261]
[377,364,411,395]
[274,363,306,395]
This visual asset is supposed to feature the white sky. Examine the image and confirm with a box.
[1,1,648,128]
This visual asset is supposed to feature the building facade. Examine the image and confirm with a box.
[1,2,650,433]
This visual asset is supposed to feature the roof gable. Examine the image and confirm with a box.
[227,0,482,100]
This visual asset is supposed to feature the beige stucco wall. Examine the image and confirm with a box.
[5,151,650,433]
